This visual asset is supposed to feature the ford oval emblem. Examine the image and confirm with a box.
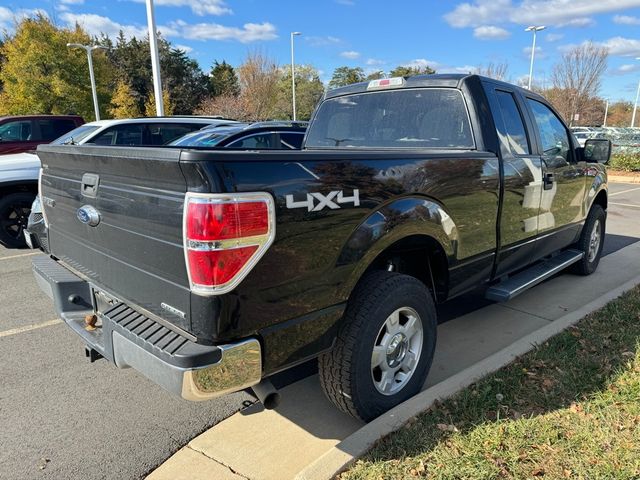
[77,205,101,227]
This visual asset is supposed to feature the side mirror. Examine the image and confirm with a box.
[584,138,611,164]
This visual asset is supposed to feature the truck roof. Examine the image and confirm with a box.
[324,73,537,100]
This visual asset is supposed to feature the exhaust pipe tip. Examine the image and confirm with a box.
[252,379,281,410]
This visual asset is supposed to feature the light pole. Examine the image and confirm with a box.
[525,25,545,90]
[632,58,640,128]
[290,31,301,121]
[603,98,609,127]
[146,0,164,116]
[67,43,107,121]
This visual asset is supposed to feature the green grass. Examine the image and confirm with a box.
[341,286,640,480]
[610,153,640,172]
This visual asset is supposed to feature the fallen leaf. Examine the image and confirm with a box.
[532,467,546,476]
[563,468,572,478]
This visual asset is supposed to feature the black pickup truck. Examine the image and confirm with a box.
[33,74,610,421]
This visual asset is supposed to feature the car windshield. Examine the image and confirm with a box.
[51,125,100,145]
[305,88,475,149]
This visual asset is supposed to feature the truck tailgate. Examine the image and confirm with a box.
[37,145,192,331]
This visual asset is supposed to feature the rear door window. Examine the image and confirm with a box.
[227,133,278,149]
[493,90,531,156]
[0,120,33,142]
[279,132,305,149]
[305,88,474,149]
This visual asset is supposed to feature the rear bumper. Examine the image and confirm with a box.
[32,255,262,401]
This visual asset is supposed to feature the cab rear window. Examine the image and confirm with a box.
[305,88,474,149]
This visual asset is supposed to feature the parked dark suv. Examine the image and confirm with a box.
[0,115,85,155]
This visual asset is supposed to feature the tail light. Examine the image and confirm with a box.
[184,192,275,295]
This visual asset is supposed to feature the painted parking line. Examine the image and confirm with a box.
[610,202,640,209]
[0,252,39,261]
[0,319,62,338]
[610,186,640,197]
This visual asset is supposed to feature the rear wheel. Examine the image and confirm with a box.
[319,271,437,421]
[571,204,606,275]
[0,192,35,248]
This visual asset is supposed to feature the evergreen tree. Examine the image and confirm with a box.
[210,60,240,97]
[328,66,365,89]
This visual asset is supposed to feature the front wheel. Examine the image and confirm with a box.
[571,204,606,276]
[319,271,437,422]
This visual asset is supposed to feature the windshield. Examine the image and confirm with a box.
[51,125,100,145]
[305,88,474,149]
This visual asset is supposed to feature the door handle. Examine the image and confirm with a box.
[543,173,554,190]
[81,173,100,198]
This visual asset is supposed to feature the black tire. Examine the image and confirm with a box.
[0,192,35,248]
[319,271,437,422]
[571,204,606,276]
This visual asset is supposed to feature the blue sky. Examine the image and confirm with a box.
[3,0,640,102]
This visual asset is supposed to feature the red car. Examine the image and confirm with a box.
[0,115,85,155]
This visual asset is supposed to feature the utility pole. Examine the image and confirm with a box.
[146,0,164,116]
[290,32,301,121]
[603,99,609,127]
[525,25,546,90]
[67,43,107,121]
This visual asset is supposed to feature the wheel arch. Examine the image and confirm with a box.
[337,196,456,303]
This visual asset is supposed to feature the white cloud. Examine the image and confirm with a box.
[174,44,193,53]
[523,45,545,58]
[168,20,277,43]
[130,0,231,16]
[556,17,595,27]
[366,58,385,66]
[59,12,149,39]
[404,58,442,70]
[613,14,640,25]
[545,32,564,42]
[598,36,640,56]
[60,0,84,4]
[340,50,360,59]
[335,0,355,5]
[305,35,342,47]
[444,0,640,29]
[473,25,511,40]
[610,63,640,75]
[0,6,48,32]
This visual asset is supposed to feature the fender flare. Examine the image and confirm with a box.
[336,196,458,298]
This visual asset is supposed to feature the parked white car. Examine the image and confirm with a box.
[1,116,237,247]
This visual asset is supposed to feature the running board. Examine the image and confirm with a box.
[486,249,584,302]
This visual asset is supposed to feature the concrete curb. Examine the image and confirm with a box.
[295,274,640,480]
[609,174,640,184]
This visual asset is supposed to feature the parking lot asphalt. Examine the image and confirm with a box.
[1,183,639,480]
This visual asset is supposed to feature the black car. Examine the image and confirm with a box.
[168,121,308,149]
[26,121,308,252]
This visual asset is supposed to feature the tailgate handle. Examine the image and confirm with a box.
[81,173,100,198]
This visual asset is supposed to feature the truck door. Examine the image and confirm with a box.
[523,97,587,260]
[485,86,543,277]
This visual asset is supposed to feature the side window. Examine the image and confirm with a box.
[494,91,530,156]
[0,120,33,142]
[90,125,144,146]
[527,99,571,163]
[146,124,200,145]
[279,132,305,149]
[38,119,77,141]
[228,133,276,149]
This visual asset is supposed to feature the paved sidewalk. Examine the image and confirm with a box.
[149,239,640,480]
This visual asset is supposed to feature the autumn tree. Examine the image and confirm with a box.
[365,70,385,81]
[273,65,325,120]
[389,64,436,77]
[329,66,365,88]
[144,89,174,116]
[0,15,112,120]
[606,101,633,127]
[550,42,608,126]
[237,51,280,120]
[101,32,209,115]
[210,60,240,97]
[108,80,141,118]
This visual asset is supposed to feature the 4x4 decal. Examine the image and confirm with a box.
[285,189,360,212]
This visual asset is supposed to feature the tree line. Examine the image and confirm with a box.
[0,15,629,127]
